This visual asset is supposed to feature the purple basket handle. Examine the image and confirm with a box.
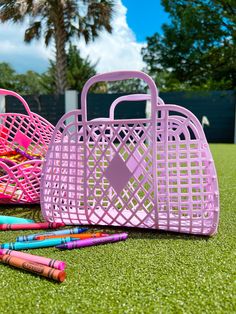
[81,71,158,121]
[0,89,32,116]
[109,94,165,120]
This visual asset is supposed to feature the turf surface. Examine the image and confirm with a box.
[0,144,235,314]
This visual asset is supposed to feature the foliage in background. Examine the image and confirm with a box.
[0,62,46,94]
[0,45,101,94]
[16,71,47,95]
[0,62,18,91]
[142,0,236,91]
[0,0,114,94]
[108,78,146,94]
[67,44,96,91]
[41,44,100,93]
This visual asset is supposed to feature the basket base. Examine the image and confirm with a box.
[52,206,216,236]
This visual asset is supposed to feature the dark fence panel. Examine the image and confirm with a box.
[6,94,64,126]
[5,91,235,143]
[160,91,235,143]
[78,93,146,121]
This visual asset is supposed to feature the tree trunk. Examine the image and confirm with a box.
[53,8,68,94]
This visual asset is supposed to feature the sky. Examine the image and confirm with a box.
[0,0,169,74]
[122,0,169,42]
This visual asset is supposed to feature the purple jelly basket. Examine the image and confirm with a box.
[41,71,220,235]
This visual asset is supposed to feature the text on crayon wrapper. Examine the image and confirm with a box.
[22,262,44,274]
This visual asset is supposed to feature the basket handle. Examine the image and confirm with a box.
[109,94,165,120]
[0,89,32,116]
[81,71,158,121]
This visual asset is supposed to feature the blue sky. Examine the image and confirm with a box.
[0,0,170,74]
[123,0,169,41]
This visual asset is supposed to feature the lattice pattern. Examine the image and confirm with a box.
[0,160,42,203]
[41,111,86,224]
[154,106,219,235]
[41,105,219,235]
[85,120,155,228]
[0,113,54,155]
[0,93,55,203]
[41,71,219,235]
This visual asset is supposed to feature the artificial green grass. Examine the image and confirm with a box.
[0,144,235,314]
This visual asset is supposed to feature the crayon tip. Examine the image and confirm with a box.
[55,223,66,227]
[56,244,66,250]
[58,262,66,271]
[58,271,66,282]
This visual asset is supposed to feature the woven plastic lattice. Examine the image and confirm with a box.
[0,89,55,203]
[41,71,219,235]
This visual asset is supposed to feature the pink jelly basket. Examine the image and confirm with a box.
[41,71,220,235]
[0,89,55,204]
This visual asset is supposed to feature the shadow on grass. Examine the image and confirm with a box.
[81,224,211,242]
[0,204,43,222]
[0,205,210,242]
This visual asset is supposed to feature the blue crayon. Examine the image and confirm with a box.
[0,215,34,224]
[16,227,88,242]
[0,237,77,250]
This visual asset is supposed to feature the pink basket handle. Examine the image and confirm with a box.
[81,71,158,121]
[0,89,32,116]
[109,94,165,120]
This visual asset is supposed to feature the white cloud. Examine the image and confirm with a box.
[0,0,145,74]
[76,0,145,72]
[0,23,51,73]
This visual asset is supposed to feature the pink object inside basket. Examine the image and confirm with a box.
[41,71,220,235]
[0,89,55,203]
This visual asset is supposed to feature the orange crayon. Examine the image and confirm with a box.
[35,232,107,241]
[0,254,66,282]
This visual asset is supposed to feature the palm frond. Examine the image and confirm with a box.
[75,0,114,42]
[24,21,42,42]
[0,1,26,22]
[44,28,54,46]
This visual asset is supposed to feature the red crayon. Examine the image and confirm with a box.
[0,222,65,231]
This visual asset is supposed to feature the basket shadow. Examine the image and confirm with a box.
[81,224,211,241]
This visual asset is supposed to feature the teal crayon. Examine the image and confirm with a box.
[16,227,88,242]
[0,237,76,250]
[0,215,34,224]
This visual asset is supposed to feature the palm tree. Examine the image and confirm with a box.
[0,0,114,94]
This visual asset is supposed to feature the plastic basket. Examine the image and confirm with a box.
[0,89,55,203]
[41,71,220,235]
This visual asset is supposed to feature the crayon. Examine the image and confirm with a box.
[16,227,88,242]
[56,233,128,250]
[0,215,34,224]
[0,237,75,250]
[0,222,65,231]
[0,249,66,270]
[0,254,66,282]
[35,232,107,240]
